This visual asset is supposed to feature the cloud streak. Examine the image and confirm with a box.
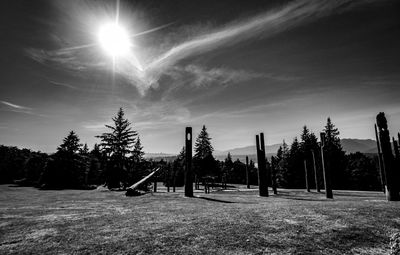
[26,0,361,94]
[1,101,32,111]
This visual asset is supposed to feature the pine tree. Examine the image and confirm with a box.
[276,140,290,187]
[194,125,214,159]
[97,108,137,158]
[41,131,87,189]
[288,137,303,188]
[79,143,89,155]
[57,131,82,154]
[324,117,341,148]
[96,108,137,188]
[193,125,217,177]
[132,136,144,163]
[300,126,320,189]
[322,117,346,189]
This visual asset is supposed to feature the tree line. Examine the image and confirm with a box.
[0,108,153,190]
[0,111,382,191]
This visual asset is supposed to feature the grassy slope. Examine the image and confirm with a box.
[0,185,399,254]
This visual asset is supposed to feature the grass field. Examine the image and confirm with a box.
[1,184,399,254]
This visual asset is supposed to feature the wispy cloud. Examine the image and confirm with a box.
[1,101,32,111]
[168,65,266,88]
[26,0,361,94]
[49,80,78,90]
[0,100,48,118]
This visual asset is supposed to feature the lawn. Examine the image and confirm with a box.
[0,184,399,254]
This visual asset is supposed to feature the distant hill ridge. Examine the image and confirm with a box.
[145,138,378,159]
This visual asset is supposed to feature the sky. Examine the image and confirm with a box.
[0,0,400,154]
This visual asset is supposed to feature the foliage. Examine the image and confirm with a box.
[131,136,145,163]
[323,117,346,189]
[96,108,137,189]
[344,152,381,191]
[193,125,218,178]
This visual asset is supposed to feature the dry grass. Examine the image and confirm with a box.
[0,184,399,254]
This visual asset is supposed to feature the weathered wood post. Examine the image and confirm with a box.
[271,156,278,194]
[375,124,386,193]
[184,127,193,197]
[153,179,157,192]
[256,133,268,197]
[166,164,170,192]
[173,173,176,192]
[393,137,400,160]
[304,159,310,192]
[320,132,333,199]
[246,156,250,189]
[311,149,320,192]
[377,112,400,201]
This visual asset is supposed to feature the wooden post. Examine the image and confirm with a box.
[375,124,386,193]
[166,165,170,192]
[311,150,320,192]
[304,159,310,192]
[377,113,399,201]
[320,132,333,199]
[271,156,278,194]
[153,179,157,192]
[246,156,250,189]
[184,127,193,197]
[393,137,400,160]
[256,133,268,197]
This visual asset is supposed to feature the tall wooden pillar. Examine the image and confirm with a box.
[311,149,320,192]
[245,156,250,189]
[377,112,400,201]
[393,137,400,160]
[320,132,333,199]
[304,159,310,192]
[375,124,386,193]
[184,127,193,197]
[271,156,278,194]
[256,133,268,197]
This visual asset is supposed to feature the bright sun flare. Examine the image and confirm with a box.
[98,23,130,57]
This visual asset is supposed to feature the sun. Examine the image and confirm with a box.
[98,23,130,57]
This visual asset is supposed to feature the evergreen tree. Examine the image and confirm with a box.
[323,117,346,189]
[96,108,137,188]
[288,137,304,188]
[194,125,214,159]
[131,136,145,163]
[41,131,88,189]
[300,126,320,188]
[223,152,234,182]
[193,125,217,177]
[57,131,82,154]
[276,140,290,187]
[79,143,89,155]
[97,108,137,158]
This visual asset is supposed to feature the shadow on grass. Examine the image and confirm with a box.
[195,196,236,203]
[276,196,329,202]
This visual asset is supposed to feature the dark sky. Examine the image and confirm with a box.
[1,0,400,153]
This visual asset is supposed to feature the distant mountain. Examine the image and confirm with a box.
[144,152,175,158]
[216,138,378,157]
[145,139,379,161]
[215,143,282,156]
[341,139,377,154]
